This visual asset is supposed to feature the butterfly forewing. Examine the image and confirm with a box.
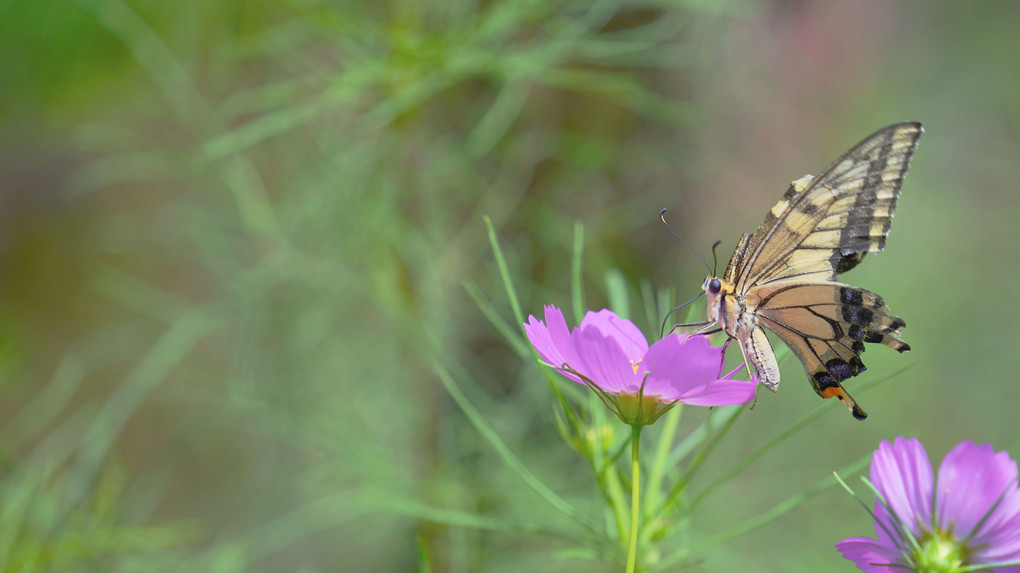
[733,122,923,292]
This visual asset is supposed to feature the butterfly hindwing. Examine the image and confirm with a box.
[748,281,909,419]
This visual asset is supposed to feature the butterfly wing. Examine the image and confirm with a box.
[732,122,923,292]
[750,281,909,419]
[714,122,921,418]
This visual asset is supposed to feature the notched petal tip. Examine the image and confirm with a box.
[870,437,933,538]
[570,325,640,394]
[579,308,648,360]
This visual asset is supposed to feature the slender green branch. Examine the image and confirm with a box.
[625,425,643,573]
[484,216,524,327]
[571,222,586,324]
[644,405,682,515]
[690,364,912,512]
[483,216,578,430]
[436,364,597,533]
[601,453,630,545]
[662,455,871,568]
[652,405,743,521]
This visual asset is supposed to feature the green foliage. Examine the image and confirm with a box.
[0,458,196,571]
[0,0,1018,571]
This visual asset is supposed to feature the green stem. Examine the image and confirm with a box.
[644,405,681,515]
[600,437,629,545]
[626,425,643,573]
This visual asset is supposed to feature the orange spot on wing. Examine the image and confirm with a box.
[820,387,844,400]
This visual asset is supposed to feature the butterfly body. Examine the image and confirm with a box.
[694,122,923,420]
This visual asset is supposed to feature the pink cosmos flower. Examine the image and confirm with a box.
[838,437,1020,572]
[523,305,756,425]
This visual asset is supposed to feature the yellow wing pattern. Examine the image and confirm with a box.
[734,122,923,291]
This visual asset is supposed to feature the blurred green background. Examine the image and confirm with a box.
[1,0,1018,570]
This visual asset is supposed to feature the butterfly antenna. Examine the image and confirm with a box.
[659,209,712,274]
[659,291,705,338]
[711,239,723,277]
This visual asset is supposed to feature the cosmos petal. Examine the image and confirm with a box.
[870,437,933,540]
[666,376,757,406]
[842,437,1020,571]
[937,441,1020,564]
[638,335,754,405]
[571,323,640,393]
[579,309,648,361]
[835,537,908,573]
[524,306,754,425]
[524,306,582,383]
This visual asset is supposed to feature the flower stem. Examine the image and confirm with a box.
[626,424,643,573]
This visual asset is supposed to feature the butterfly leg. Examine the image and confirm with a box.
[671,319,711,331]
[670,320,716,340]
[717,336,734,378]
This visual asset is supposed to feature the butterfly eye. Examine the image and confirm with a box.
[708,278,721,294]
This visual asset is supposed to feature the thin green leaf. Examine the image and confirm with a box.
[357,70,457,132]
[485,216,579,430]
[463,280,530,358]
[377,496,590,542]
[663,455,872,568]
[571,222,586,325]
[651,402,744,518]
[639,279,659,338]
[202,100,326,161]
[66,313,221,509]
[416,530,433,573]
[435,364,596,533]
[0,327,140,449]
[690,363,913,512]
[484,216,525,328]
[604,268,630,319]
[466,82,531,157]
[666,405,742,470]
[643,405,683,515]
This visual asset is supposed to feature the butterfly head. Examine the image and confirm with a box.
[701,275,735,328]
[701,275,733,299]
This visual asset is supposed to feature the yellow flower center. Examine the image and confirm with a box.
[913,528,968,573]
[614,391,673,426]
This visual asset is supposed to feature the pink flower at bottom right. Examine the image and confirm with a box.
[838,437,1020,572]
